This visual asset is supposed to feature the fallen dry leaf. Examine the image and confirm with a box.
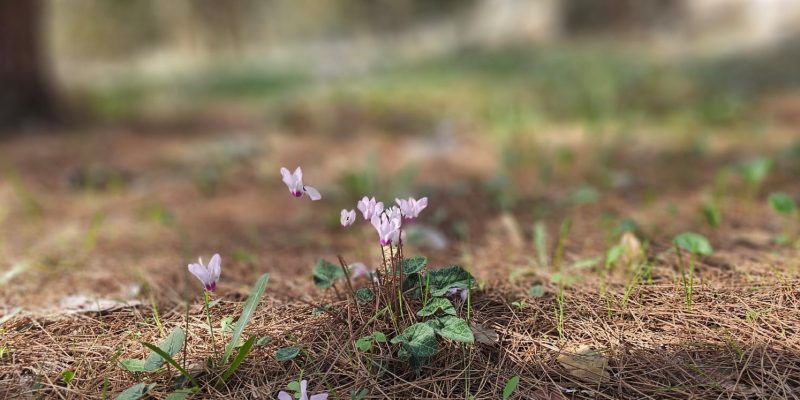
[470,322,499,345]
[557,344,610,383]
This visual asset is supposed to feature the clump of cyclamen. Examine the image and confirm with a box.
[346,195,428,246]
[280,167,322,201]
[188,254,221,292]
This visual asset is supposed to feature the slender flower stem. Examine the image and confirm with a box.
[203,290,220,364]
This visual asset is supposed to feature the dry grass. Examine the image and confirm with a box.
[3,275,799,399]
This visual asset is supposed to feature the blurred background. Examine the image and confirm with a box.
[2,0,800,308]
[3,0,800,130]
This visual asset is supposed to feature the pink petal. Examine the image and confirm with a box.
[277,391,293,400]
[304,186,322,201]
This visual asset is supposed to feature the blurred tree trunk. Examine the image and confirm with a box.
[0,0,57,130]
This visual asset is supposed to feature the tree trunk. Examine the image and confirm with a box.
[0,0,57,130]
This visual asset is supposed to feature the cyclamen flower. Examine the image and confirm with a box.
[395,196,428,219]
[348,262,370,280]
[340,209,356,227]
[277,380,328,400]
[357,196,384,220]
[445,287,468,302]
[280,167,322,201]
[371,213,401,246]
[385,205,403,222]
[188,254,221,292]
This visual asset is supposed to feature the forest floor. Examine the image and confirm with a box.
[2,111,800,399]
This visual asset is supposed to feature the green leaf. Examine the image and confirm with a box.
[402,272,422,299]
[416,297,456,317]
[61,370,75,385]
[434,315,474,343]
[355,336,373,352]
[118,359,146,372]
[604,245,624,268]
[391,322,439,359]
[350,388,369,400]
[769,192,797,215]
[355,287,374,305]
[372,331,387,343]
[222,335,256,382]
[502,375,520,400]
[275,346,301,362]
[527,284,545,297]
[701,201,722,227]
[741,157,772,186]
[114,383,155,400]
[673,232,713,256]
[427,265,475,297]
[403,256,428,274]
[256,336,272,346]
[312,259,344,289]
[165,389,194,400]
[223,273,269,364]
[141,342,199,387]
[287,380,301,392]
[143,327,185,371]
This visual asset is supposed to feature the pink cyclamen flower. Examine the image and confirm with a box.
[371,213,401,246]
[340,209,356,227]
[445,287,468,302]
[357,196,384,220]
[280,167,322,201]
[188,254,221,292]
[348,262,370,280]
[278,380,328,400]
[385,205,403,222]
[395,196,428,219]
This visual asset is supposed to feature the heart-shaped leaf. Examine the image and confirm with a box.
[114,383,155,400]
[426,265,475,297]
[275,346,301,362]
[355,288,374,305]
[416,297,456,317]
[403,256,427,274]
[312,259,345,289]
[391,322,439,360]
[142,327,185,371]
[673,232,713,256]
[433,315,474,343]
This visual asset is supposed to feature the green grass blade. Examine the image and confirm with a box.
[222,273,269,364]
[141,342,199,387]
[221,335,256,382]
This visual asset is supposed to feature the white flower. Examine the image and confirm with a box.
[445,287,468,302]
[385,205,403,222]
[395,197,428,219]
[370,213,401,246]
[280,167,322,201]
[277,379,328,400]
[348,262,370,280]
[357,196,384,220]
[188,254,221,292]
[340,209,356,227]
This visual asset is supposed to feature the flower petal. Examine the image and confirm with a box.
[188,263,209,287]
[304,186,322,201]
[277,391,294,400]
[209,253,221,283]
[309,394,329,400]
